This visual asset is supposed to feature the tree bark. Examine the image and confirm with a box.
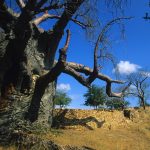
[0,23,56,143]
[141,97,146,110]
[0,1,84,138]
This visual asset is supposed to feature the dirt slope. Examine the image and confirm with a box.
[46,108,150,150]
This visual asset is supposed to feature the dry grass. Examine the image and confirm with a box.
[42,108,150,150]
[42,127,150,150]
[1,108,150,150]
[0,146,16,150]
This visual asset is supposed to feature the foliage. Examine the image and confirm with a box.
[54,90,72,108]
[105,98,130,110]
[84,85,107,109]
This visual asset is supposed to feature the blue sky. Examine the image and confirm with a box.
[43,0,150,108]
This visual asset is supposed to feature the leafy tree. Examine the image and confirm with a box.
[106,98,130,110]
[84,85,107,109]
[54,90,71,108]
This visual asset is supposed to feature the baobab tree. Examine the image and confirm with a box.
[0,0,131,141]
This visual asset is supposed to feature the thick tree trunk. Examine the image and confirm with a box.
[0,0,85,146]
[0,26,56,144]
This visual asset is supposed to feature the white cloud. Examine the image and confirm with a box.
[114,61,141,75]
[57,83,71,91]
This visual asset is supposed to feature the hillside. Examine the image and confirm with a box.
[0,108,150,150]
[46,108,150,150]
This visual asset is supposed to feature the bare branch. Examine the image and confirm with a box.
[84,17,133,86]
[46,0,84,68]
[64,66,90,87]
[106,81,132,97]
[33,11,51,25]
[62,61,128,98]
[58,29,71,64]
[36,3,66,14]
[99,17,133,40]
[16,0,25,9]
[44,29,71,82]
[71,17,93,29]
[33,12,91,29]
[106,82,123,97]
[65,62,124,84]
[94,17,133,68]
[63,29,71,52]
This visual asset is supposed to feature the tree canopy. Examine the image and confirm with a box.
[84,85,107,109]
[54,90,72,108]
[105,98,130,110]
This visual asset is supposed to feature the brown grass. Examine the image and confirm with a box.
[42,108,150,150]
[42,127,150,150]
[1,108,150,150]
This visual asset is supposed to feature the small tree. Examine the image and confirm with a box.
[127,71,150,109]
[84,85,106,109]
[106,98,130,110]
[54,90,72,109]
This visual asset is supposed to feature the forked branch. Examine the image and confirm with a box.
[42,29,71,83]
[62,61,129,97]
[83,17,133,88]
[93,16,133,72]
[33,12,92,29]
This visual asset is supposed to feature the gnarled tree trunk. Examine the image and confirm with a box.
[0,24,56,144]
[0,0,84,145]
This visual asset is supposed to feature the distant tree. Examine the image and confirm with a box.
[84,85,107,109]
[126,71,150,110]
[54,90,72,109]
[106,98,130,110]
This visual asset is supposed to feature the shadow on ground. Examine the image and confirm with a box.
[52,109,105,130]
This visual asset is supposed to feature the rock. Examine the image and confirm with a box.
[123,109,139,121]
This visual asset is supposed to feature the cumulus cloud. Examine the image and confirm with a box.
[57,83,71,91]
[114,61,141,75]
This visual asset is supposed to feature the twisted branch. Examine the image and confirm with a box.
[43,29,71,82]
[62,61,129,97]
[93,17,133,72]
